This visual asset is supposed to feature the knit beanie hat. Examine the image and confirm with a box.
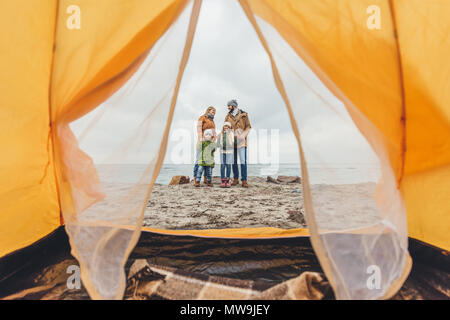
[204,129,213,140]
[227,99,238,108]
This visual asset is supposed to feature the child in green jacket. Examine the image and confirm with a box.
[195,129,216,187]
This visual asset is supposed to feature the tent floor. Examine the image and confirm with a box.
[0,227,448,300]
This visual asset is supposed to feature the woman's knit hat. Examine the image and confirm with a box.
[223,121,231,129]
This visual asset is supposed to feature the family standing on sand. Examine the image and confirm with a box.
[193,99,252,188]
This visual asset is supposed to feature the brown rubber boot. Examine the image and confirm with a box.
[194,181,200,187]
[231,178,239,186]
[206,181,213,187]
[242,180,248,188]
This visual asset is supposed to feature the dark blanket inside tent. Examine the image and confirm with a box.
[0,227,448,300]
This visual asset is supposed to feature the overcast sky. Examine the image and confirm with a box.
[169,0,300,164]
[71,0,379,169]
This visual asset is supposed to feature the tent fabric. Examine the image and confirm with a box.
[241,0,450,295]
[52,0,199,300]
[0,1,61,257]
[0,0,448,301]
[393,1,450,251]
[245,0,450,251]
[51,0,190,220]
[133,226,309,239]
[241,0,410,299]
[0,0,190,256]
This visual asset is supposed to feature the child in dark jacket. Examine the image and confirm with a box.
[195,129,216,187]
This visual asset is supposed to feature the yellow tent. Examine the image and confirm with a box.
[0,0,448,300]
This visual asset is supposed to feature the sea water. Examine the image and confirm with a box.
[96,163,380,185]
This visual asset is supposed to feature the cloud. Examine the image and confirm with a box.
[165,0,297,162]
[71,0,378,168]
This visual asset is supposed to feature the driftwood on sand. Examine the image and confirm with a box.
[169,175,190,185]
[266,175,301,184]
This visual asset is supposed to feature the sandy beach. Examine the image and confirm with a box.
[144,176,380,231]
